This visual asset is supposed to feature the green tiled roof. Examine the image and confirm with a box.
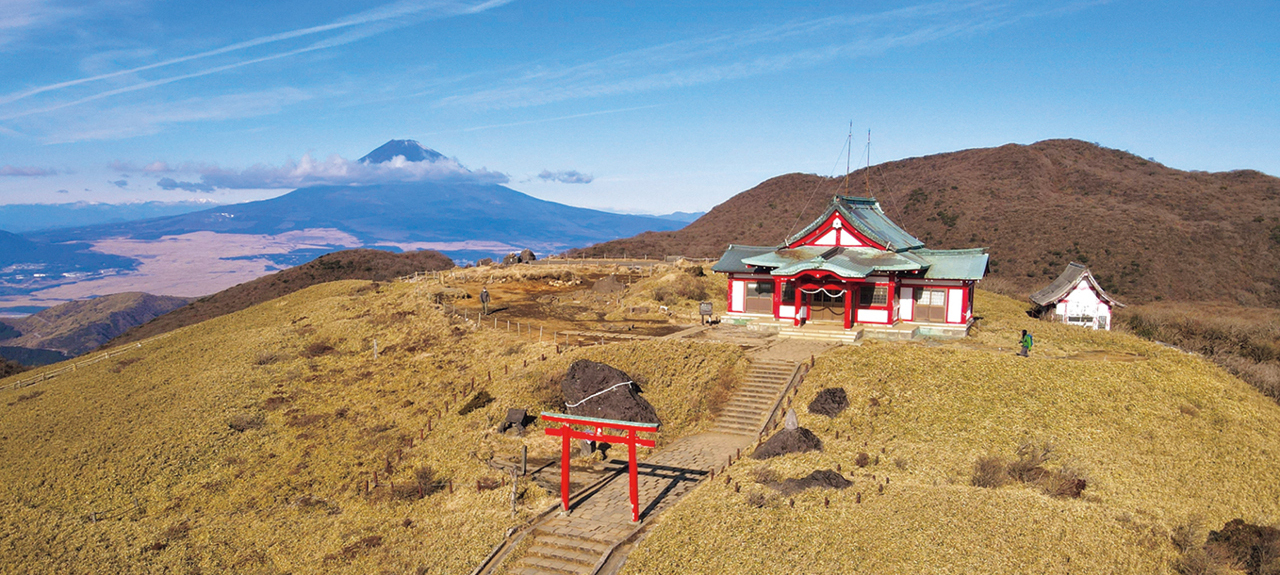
[711,244,778,274]
[784,196,924,252]
[743,246,929,278]
[914,248,990,280]
[715,196,987,282]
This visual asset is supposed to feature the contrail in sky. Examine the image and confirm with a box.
[0,0,513,108]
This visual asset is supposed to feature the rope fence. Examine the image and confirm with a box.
[1,332,175,391]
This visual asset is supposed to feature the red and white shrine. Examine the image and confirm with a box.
[712,195,989,338]
[1030,262,1123,330]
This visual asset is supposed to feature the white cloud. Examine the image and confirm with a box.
[0,164,57,176]
[156,177,213,193]
[195,153,508,190]
[0,0,76,49]
[109,160,180,173]
[537,169,594,184]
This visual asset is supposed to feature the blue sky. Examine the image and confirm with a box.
[0,0,1276,214]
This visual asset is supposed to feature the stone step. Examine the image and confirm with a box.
[516,555,592,575]
[751,358,795,365]
[726,393,775,403]
[727,393,772,402]
[712,420,760,432]
[720,409,767,420]
[730,390,778,399]
[777,328,863,343]
[714,422,760,434]
[720,405,767,416]
[716,417,762,428]
[531,534,612,555]
[745,371,792,379]
[740,381,787,390]
[710,428,757,438]
[736,393,781,401]
[528,543,599,567]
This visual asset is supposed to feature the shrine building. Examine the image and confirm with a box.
[712,195,989,339]
[1030,262,1123,330]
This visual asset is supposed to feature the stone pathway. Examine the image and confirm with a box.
[495,338,836,575]
[509,433,752,575]
[708,358,797,437]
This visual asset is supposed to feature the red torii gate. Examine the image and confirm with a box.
[540,412,659,523]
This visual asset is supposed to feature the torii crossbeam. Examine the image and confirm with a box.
[540,412,659,523]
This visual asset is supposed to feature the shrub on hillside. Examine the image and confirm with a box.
[0,358,29,378]
[1121,305,1280,403]
[971,454,1011,488]
[651,273,709,305]
[228,413,265,432]
[303,341,335,358]
[971,441,1086,498]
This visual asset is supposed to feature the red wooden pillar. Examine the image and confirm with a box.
[885,281,897,324]
[559,423,571,511]
[772,277,783,319]
[628,429,640,522]
[844,282,854,329]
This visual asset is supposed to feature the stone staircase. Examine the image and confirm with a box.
[708,358,798,437]
[491,356,803,575]
[777,324,865,344]
[514,517,620,575]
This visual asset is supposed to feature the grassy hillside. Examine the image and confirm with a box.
[0,292,191,357]
[0,279,743,574]
[575,139,1280,306]
[108,248,454,347]
[623,291,1280,574]
[1120,302,1280,404]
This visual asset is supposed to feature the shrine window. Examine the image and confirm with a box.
[858,285,888,306]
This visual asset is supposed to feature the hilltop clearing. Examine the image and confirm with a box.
[5,264,1278,574]
[109,249,453,346]
[575,139,1280,306]
[624,291,1280,574]
[0,292,191,362]
[0,279,743,574]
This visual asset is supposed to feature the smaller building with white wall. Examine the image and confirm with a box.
[1029,262,1124,330]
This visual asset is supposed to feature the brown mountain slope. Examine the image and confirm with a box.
[0,292,192,356]
[575,139,1280,305]
[108,248,453,346]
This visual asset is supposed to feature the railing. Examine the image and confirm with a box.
[1,331,174,390]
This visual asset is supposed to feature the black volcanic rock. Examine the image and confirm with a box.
[559,360,660,424]
[753,427,823,459]
[808,388,849,417]
[359,140,445,164]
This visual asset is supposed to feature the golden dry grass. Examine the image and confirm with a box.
[0,279,743,574]
[623,291,1280,575]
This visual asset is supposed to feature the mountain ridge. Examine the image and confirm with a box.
[574,139,1280,305]
[106,248,454,347]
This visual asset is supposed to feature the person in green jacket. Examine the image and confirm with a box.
[1019,330,1033,357]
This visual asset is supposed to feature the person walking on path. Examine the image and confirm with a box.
[1018,329,1033,357]
[480,287,491,316]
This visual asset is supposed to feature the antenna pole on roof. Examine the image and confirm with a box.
[843,120,852,196]
[865,129,871,195]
